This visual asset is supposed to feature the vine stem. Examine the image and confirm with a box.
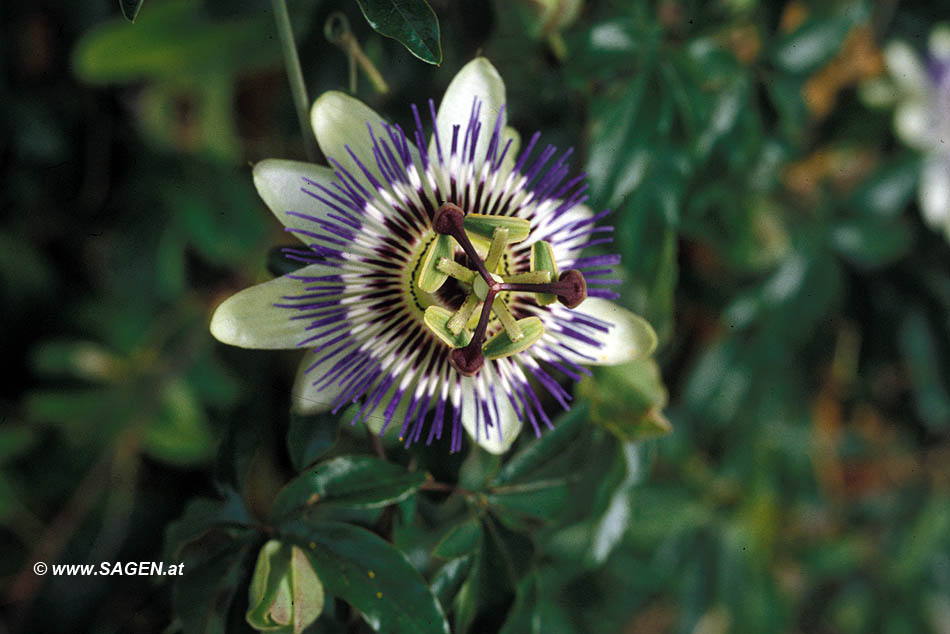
[271,0,319,162]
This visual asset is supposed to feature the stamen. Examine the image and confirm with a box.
[427,203,589,375]
[492,296,522,342]
[447,295,480,335]
[436,258,476,284]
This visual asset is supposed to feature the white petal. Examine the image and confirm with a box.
[920,154,950,229]
[884,41,929,96]
[555,298,657,366]
[537,203,598,264]
[291,353,348,416]
[894,100,933,150]
[362,385,412,438]
[929,24,950,61]
[210,264,341,349]
[499,125,521,176]
[432,57,506,169]
[460,375,522,454]
[311,91,393,183]
[253,159,339,243]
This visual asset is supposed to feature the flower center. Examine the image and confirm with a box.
[416,202,587,376]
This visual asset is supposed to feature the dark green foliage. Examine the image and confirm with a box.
[354,0,442,65]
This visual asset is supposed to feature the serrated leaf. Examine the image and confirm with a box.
[270,455,426,522]
[283,520,450,634]
[119,0,145,22]
[354,0,442,65]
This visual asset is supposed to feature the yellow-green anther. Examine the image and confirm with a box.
[530,240,559,305]
[483,226,509,272]
[462,214,530,243]
[483,317,545,360]
[436,257,476,284]
[424,306,474,348]
[447,295,480,335]
[491,296,522,342]
[417,234,454,293]
[502,271,552,284]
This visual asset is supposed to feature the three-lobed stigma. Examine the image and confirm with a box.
[418,203,588,375]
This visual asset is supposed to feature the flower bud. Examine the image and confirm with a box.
[246,540,324,634]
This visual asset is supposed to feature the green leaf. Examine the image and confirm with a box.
[354,0,442,65]
[283,520,450,634]
[492,404,586,486]
[287,411,339,472]
[270,456,426,522]
[498,573,540,634]
[0,426,38,464]
[830,217,912,269]
[174,528,258,634]
[772,12,860,74]
[30,339,120,382]
[433,518,481,559]
[164,489,252,562]
[485,479,569,520]
[74,0,282,83]
[455,514,534,634]
[586,443,645,566]
[119,0,145,22]
[144,380,216,466]
[851,156,920,218]
[578,360,671,443]
[899,310,950,433]
[430,556,473,611]
[587,66,653,206]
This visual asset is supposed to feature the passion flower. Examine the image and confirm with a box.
[210,58,656,453]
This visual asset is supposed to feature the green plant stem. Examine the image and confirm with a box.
[271,0,319,162]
